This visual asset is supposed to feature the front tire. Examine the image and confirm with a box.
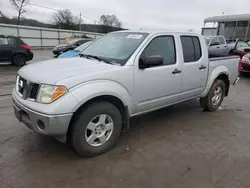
[12,54,27,66]
[69,102,122,157]
[200,79,226,111]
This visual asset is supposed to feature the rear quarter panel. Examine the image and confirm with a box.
[201,56,239,97]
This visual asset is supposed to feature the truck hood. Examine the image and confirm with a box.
[18,57,120,85]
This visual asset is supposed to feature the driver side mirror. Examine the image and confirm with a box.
[139,55,163,69]
[210,42,220,46]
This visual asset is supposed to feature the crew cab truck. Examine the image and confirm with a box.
[13,30,239,157]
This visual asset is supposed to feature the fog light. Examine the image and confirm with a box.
[37,120,45,131]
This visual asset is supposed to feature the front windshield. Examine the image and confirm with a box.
[75,41,93,52]
[205,37,211,45]
[81,32,149,65]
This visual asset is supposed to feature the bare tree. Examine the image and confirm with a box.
[99,14,122,28]
[53,9,78,30]
[9,0,30,25]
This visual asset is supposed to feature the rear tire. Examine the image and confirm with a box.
[12,54,27,66]
[200,79,226,111]
[69,102,122,157]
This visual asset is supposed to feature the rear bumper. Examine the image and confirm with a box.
[13,94,73,137]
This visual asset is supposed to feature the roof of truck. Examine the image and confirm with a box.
[113,29,200,36]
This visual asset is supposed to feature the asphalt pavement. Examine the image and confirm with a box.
[1,50,250,188]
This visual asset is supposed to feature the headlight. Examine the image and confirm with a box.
[36,84,68,104]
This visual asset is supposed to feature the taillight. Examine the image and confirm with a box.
[242,55,250,64]
[21,44,30,50]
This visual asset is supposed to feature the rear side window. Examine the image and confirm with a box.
[0,37,15,45]
[8,38,15,45]
[218,37,225,45]
[181,36,202,63]
[0,38,8,45]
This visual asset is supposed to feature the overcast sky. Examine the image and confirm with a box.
[1,0,250,33]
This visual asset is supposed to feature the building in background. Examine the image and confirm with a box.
[202,14,250,42]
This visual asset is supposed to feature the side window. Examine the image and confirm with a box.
[211,37,219,45]
[0,38,8,45]
[218,37,225,45]
[236,41,250,51]
[193,37,202,61]
[141,36,176,66]
[181,36,202,63]
[8,38,15,45]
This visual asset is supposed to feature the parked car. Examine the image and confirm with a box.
[238,53,250,74]
[205,35,235,57]
[58,40,94,58]
[53,39,92,57]
[232,40,250,58]
[13,30,239,157]
[0,35,33,66]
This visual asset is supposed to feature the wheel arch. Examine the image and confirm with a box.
[201,66,229,98]
[67,94,130,142]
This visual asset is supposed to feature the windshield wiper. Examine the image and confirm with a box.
[80,54,120,66]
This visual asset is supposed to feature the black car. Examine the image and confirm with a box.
[53,39,92,57]
[0,35,33,66]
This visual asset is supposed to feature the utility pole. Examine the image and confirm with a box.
[79,12,82,31]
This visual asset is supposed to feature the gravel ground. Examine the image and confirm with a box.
[1,50,250,188]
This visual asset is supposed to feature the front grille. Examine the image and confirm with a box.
[16,76,40,100]
[30,84,40,99]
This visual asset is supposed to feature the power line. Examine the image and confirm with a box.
[27,2,100,24]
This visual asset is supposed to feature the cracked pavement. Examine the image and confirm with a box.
[1,50,250,188]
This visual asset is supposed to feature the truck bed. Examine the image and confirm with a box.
[209,56,239,85]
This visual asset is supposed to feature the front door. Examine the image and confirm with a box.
[180,36,209,100]
[134,35,182,114]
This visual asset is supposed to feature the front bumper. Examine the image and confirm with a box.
[239,61,250,73]
[13,95,73,137]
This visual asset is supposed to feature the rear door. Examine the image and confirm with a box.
[217,36,228,56]
[0,37,15,62]
[180,35,209,100]
[208,37,220,57]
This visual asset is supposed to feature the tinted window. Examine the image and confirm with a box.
[181,36,202,63]
[8,38,15,45]
[0,38,8,45]
[193,37,202,61]
[141,36,176,66]
[218,37,225,45]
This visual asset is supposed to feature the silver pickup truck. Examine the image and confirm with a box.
[205,35,236,57]
[13,30,239,157]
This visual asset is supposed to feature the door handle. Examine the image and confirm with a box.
[199,65,207,70]
[217,46,220,48]
[172,69,181,74]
